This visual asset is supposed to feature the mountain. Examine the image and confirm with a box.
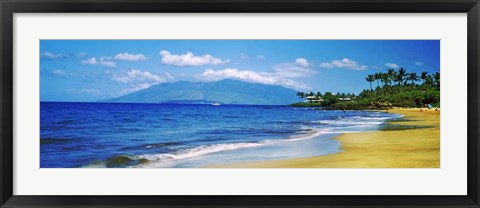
[107,79,301,105]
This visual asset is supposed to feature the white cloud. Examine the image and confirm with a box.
[81,58,97,64]
[159,50,229,66]
[41,51,64,59]
[114,53,147,61]
[76,52,86,58]
[202,68,276,84]
[240,53,248,60]
[415,61,423,66]
[295,58,310,67]
[200,68,311,91]
[51,69,65,76]
[164,72,175,79]
[257,55,265,60]
[385,63,400,69]
[273,64,316,78]
[113,69,169,90]
[67,89,101,95]
[114,69,165,83]
[80,57,117,68]
[319,58,367,70]
[273,58,316,78]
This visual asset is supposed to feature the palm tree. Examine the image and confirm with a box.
[296,92,305,99]
[393,73,403,93]
[420,71,429,85]
[425,75,433,88]
[382,73,390,86]
[432,72,440,90]
[387,69,396,86]
[408,72,419,89]
[381,73,391,94]
[365,75,375,91]
[397,68,407,86]
[374,72,382,88]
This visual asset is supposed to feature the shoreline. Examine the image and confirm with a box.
[209,108,440,168]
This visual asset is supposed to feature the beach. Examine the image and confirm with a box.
[211,108,440,168]
[40,103,439,168]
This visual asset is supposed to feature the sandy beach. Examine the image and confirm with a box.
[211,108,440,168]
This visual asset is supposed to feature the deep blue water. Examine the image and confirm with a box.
[40,102,401,168]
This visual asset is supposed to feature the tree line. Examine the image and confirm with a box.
[364,68,439,94]
[293,68,440,109]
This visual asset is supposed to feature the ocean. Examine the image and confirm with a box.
[40,102,402,168]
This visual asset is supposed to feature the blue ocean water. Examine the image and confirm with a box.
[40,102,402,168]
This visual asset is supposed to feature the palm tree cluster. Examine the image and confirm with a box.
[294,91,357,107]
[296,91,356,100]
[296,91,323,99]
[359,68,440,108]
[292,67,440,109]
[292,68,440,109]
[364,68,440,95]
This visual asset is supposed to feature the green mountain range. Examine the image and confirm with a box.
[107,79,301,105]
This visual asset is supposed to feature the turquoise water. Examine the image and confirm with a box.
[40,102,402,168]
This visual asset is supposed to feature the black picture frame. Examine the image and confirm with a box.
[1,0,479,207]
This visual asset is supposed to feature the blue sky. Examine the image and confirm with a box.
[40,40,440,102]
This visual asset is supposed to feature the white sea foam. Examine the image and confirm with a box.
[314,114,402,126]
[137,142,262,163]
[316,120,383,126]
[135,113,403,168]
[135,129,332,168]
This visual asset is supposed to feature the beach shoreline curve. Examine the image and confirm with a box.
[208,108,440,168]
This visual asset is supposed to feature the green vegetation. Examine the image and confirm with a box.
[291,102,322,107]
[293,68,440,110]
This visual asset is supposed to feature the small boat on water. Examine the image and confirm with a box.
[211,102,221,106]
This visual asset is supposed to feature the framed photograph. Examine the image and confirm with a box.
[1,0,479,207]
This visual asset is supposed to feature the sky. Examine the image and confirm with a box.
[40,40,440,102]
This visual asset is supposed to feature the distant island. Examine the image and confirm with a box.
[106,79,301,105]
[291,68,440,110]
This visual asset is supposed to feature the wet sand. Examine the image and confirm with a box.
[212,108,440,168]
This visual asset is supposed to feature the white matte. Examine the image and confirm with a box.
[13,13,467,195]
